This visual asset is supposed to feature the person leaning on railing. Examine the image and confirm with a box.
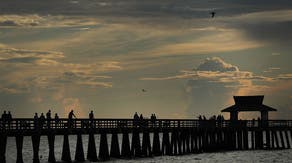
[68,110,76,128]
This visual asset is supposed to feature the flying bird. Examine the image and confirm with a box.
[142,89,147,92]
[210,11,216,18]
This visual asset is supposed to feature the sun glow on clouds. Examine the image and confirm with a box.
[141,57,292,118]
[62,97,85,117]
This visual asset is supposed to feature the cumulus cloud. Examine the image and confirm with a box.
[141,57,270,84]
[196,57,239,72]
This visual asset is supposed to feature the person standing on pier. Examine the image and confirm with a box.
[133,112,139,127]
[7,111,12,129]
[39,113,46,129]
[68,110,76,128]
[55,113,60,128]
[46,110,51,129]
[34,113,39,129]
[89,110,94,128]
[139,114,144,127]
[150,114,157,127]
[1,111,7,129]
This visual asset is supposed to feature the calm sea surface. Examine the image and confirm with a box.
[5,134,292,163]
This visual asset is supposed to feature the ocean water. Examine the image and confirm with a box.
[5,134,292,163]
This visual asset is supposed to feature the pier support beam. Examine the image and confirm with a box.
[75,134,85,162]
[162,131,171,155]
[171,130,179,155]
[273,130,280,149]
[265,130,270,149]
[16,135,24,163]
[61,134,71,162]
[32,134,41,163]
[185,130,190,153]
[121,131,131,158]
[0,133,7,163]
[141,131,151,157]
[243,129,249,150]
[99,132,110,161]
[131,129,141,157]
[47,133,56,163]
[152,130,161,156]
[279,130,285,149]
[87,132,98,161]
[110,132,120,158]
[285,130,291,149]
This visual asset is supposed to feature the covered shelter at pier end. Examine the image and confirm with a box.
[221,95,277,121]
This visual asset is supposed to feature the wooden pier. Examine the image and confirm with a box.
[0,118,292,162]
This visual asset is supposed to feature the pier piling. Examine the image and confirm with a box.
[16,134,24,163]
[99,132,110,161]
[61,134,71,162]
[0,133,7,163]
[47,133,56,163]
[87,132,98,161]
[110,132,120,158]
[75,133,85,162]
[32,134,41,163]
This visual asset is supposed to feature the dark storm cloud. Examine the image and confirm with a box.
[1,0,292,45]
[1,0,291,17]
[237,21,292,45]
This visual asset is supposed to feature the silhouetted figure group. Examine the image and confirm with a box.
[33,110,60,129]
[1,111,12,129]
[198,114,225,127]
[133,112,157,127]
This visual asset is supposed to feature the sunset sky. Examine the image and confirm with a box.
[0,0,291,119]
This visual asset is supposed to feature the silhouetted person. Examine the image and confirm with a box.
[139,114,144,127]
[89,110,94,128]
[151,114,157,126]
[68,110,76,128]
[133,112,139,127]
[34,113,39,129]
[46,110,51,129]
[133,112,139,120]
[252,118,255,127]
[55,113,60,128]
[39,113,46,129]
[257,117,261,127]
[7,111,12,129]
[198,115,202,120]
[1,111,7,129]
[203,116,207,121]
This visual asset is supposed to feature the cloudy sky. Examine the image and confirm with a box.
[0,0,291,119]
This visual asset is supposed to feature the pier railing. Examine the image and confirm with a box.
[1,118,292,131]
[0,118,292,163]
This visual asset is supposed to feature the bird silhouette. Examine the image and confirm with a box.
[210,11,216,18]
[142,89,147,92]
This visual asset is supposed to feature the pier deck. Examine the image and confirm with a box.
[1,118,292,163]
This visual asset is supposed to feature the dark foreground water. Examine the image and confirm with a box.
[5,134,292,163]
